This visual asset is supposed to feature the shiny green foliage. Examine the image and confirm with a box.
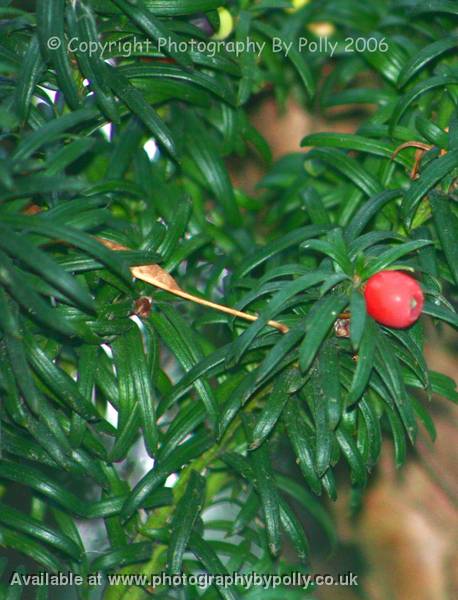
[0,0,457,598]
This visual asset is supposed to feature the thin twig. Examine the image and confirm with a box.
[391,140,448,179]
[391,141,432,159]
[98,238,289,334]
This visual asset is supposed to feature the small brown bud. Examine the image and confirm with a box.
[132,296,153,319]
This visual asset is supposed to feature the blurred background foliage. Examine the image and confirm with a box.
[0,0,457,598]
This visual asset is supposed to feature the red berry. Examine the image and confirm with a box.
[364,270,424,328]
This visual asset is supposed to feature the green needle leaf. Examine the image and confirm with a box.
[299,295,348,373]
[167,471,206,574]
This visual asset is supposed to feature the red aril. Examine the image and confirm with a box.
[364,270,424,328]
